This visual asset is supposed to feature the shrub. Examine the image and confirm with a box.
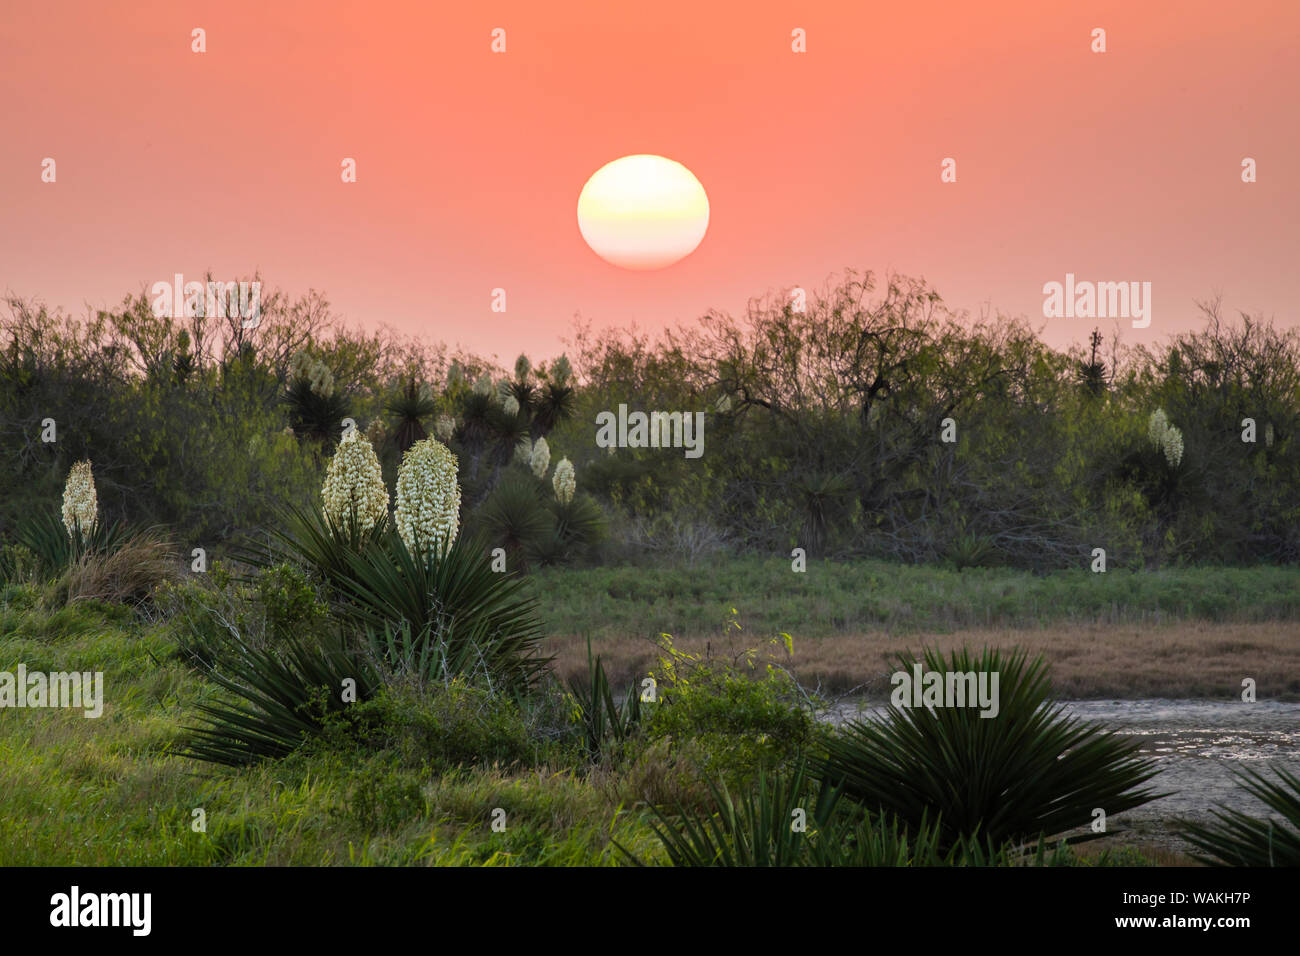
[646,632,820,787]
[255,562,329,644]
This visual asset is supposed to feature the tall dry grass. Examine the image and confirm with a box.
[61,531,178,606]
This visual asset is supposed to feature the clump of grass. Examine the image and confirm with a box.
[60,529,177,607]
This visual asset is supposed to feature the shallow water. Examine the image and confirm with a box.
[820,698,1300,821]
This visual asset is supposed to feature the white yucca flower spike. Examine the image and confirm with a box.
[1147,408,1184,467]
[503,394,520,417]
[473,373,492,396]
[308,359,334,398]
[61,459,99,538]
[553,457,576,505]
[515,436,533,464]
[435,414,456,442]
[1148,409,1170,448]
[1162,426,1184,468]
[395,438,461,557]
[514,353,531,381]
[447,360,463,387]
[530,437,550,478]
[551,354,572,385]
[321,430,389,536]
[289,350,313,381]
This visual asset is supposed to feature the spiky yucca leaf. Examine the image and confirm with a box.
[328,528,551,691]
[568,636,642,760]
[1179,767,1300,867]
[619,763,1051,867]
[17,508,131,576]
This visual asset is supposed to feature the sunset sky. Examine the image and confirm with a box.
[2,0,1297,365]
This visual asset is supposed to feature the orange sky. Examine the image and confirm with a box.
[2,0,1297,364]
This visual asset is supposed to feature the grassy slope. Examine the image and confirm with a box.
[0,593,659,866]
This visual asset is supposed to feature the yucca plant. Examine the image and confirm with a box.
[327,528,551,691]
[619,762,1061,867]
[284,378,351,444]
[818,646,1164,850]
[548,493,606,561]
[16,509,130,576]
[947,529,997,571]
[478,471,555,566]
[384,378,437,453]
[1178,767,1300,866]
[568,636,642,761]
[182,628,380,767]
[532,381,574,435]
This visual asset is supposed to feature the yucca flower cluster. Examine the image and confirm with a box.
[515,353,531,380]
[530,437,550,478]
[553,457,576,505]
[395,437,462,556]
[435,415,456,442]
[503,395,521,417]
[473,373,493,397]
[61,460,98,538]
[321,430,389,536]
[290,350,335,397]
[551,354,572,385]
[1148,408,1184,468]
[515,436,533,464]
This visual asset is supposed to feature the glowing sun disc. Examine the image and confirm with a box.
[577,155,709,270]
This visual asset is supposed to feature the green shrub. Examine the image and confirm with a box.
[256,562,329,643]
[646,633,820,787]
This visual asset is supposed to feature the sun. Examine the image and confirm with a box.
[577,155,710,270]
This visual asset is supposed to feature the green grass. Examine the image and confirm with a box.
[7,560,1283,866]
[533,558,1300,640]
[0,597,659,866]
